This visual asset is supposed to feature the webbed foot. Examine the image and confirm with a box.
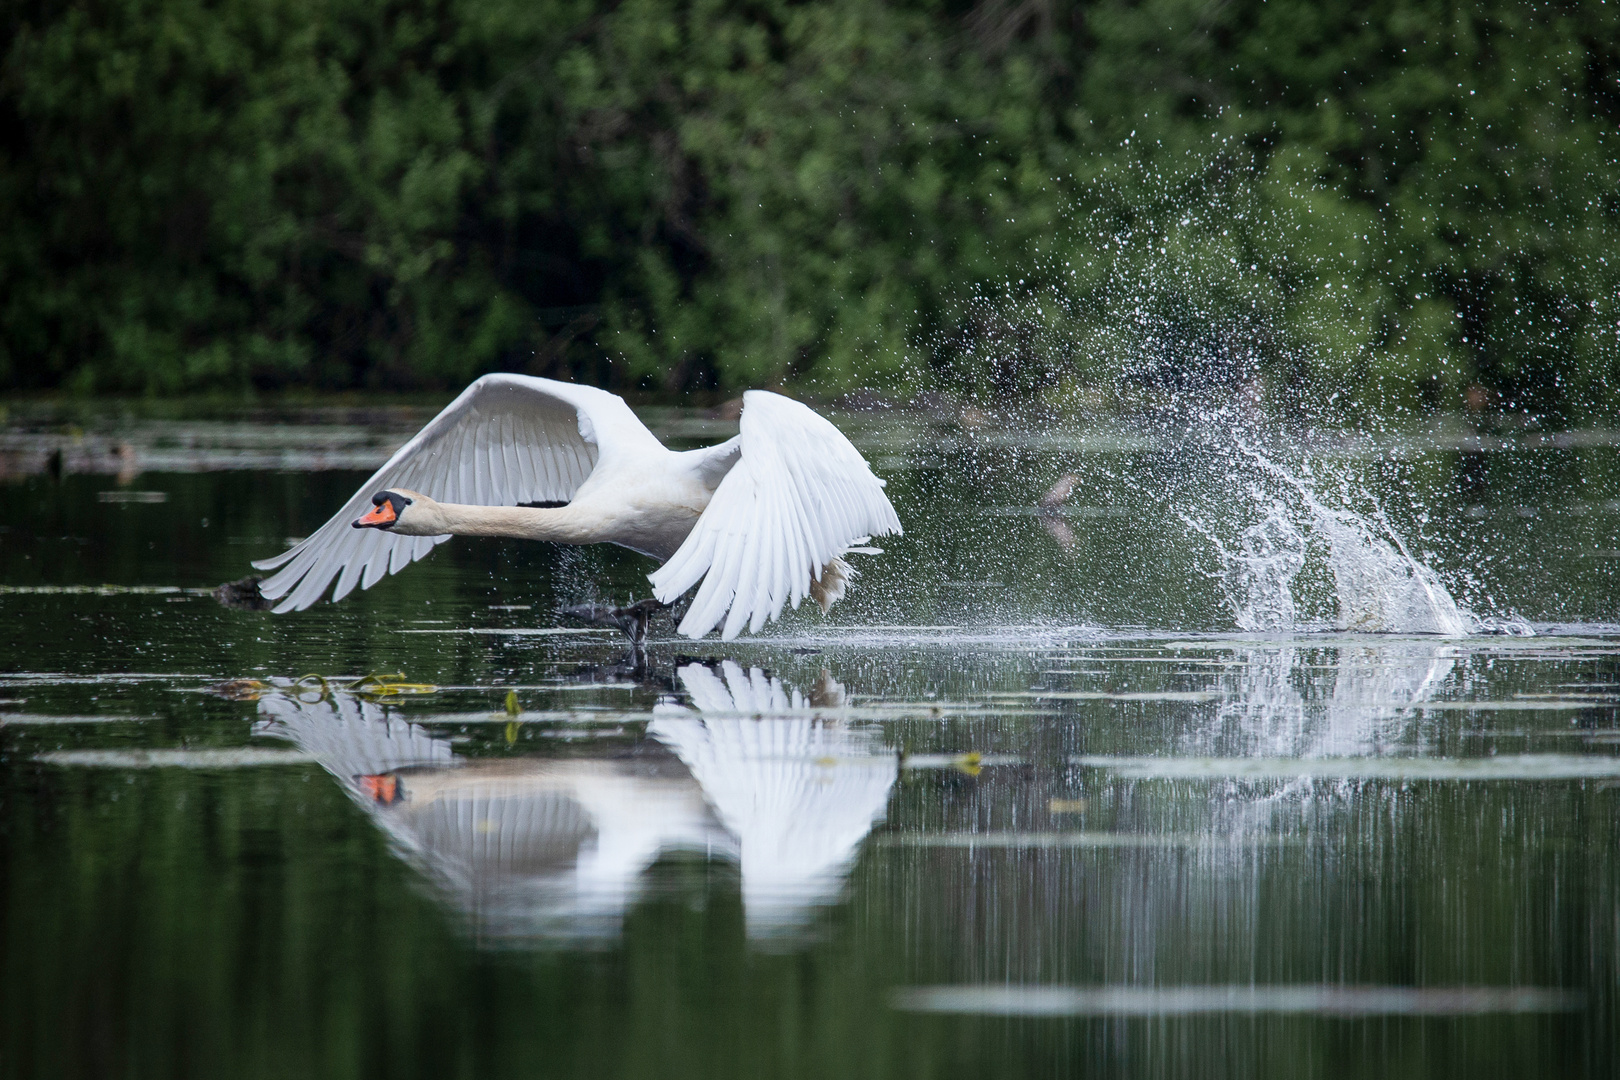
[562,598,668,645]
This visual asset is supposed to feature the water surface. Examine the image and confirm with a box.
[3,404,1618,1078]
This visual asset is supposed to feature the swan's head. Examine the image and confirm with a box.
[353,489,422,531]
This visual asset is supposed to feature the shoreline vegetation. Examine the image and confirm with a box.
[5,393,1613,488]
[3,0,1618,421]
[1,391,1606,431]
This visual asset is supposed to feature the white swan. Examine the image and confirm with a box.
[250,374,902,640]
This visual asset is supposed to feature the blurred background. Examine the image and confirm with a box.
[2,0,1618,420]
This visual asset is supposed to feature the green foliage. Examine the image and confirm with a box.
[1076,0,1620,418]
[2,0,1618,417]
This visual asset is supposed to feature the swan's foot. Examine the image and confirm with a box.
[213,575,271,611]
[562,598,667,645]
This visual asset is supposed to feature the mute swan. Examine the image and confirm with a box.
[250,374,902,640]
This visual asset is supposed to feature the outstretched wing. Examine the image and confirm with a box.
[649,391,902,640]
[253,374,636,613]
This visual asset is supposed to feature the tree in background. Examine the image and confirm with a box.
[2,0,1617,420]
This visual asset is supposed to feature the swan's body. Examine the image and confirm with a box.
[251,375,901,640]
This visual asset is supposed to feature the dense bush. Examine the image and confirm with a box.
[2,0,1618,417]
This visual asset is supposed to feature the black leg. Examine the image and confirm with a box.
[562,598,668,644]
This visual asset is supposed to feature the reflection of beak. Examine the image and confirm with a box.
[357,774,400,804]
[353,502,397,529]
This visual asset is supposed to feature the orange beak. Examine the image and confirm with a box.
[354,501,397,528]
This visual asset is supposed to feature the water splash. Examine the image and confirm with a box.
[1185,440,1501,636]
[1184,503,1306,632]
[1309,502,1469,635]
[912,146,1555,636]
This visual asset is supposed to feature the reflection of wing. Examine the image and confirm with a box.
[676,660,794,714]
[394,765,726,937]
[650,391,902,640]
[253,691,454,778]
[253,375,652,612]
[650,662,898,936]
[403,773,597,878]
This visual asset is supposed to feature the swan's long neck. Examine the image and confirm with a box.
[401,502,596,544]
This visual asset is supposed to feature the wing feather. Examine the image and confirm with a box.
[649,391,901,640]
[465,414,482,507]
[686,491,744,635]
[476,412,494,507]
[453,415,473,508]
[253,374,632,612]
[387,534,412,576]
[498,412,520,506]
[331,531,372,602]
[504,413,526,498]
[523,423,545,499]
[725,495,766,639]
[359,527,391,590]
[764,484,788,618]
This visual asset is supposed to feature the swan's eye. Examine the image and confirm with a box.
[374,491,412,511]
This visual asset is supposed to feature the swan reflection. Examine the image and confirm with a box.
[650,661,898,938]
[251,660,896,943]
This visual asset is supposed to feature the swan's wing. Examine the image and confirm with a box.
[648,391,901,640]
[252,374,647,613]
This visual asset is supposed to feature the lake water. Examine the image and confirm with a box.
[2,402,1619,1078]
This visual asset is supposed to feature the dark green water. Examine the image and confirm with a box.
[3,406,1620,1078]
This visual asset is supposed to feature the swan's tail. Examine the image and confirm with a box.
[808,557,853,615]
[810,535,888,615]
